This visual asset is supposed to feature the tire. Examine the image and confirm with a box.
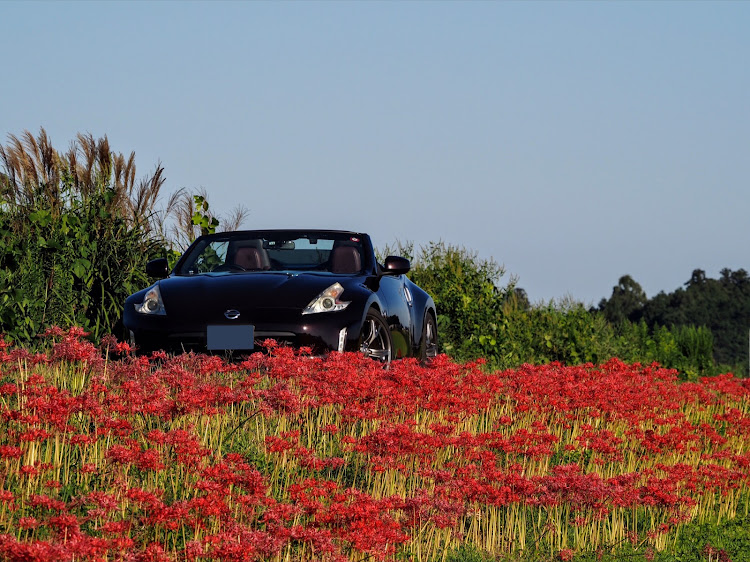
[419,311,438,363]
[359,308,392,365]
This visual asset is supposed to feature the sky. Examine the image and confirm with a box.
[2,1,748,305]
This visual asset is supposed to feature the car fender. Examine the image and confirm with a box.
[407,282,437,355]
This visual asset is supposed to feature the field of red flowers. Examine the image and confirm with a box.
[0,327,748,561]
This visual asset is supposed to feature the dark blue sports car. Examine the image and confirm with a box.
[123,230,437,363]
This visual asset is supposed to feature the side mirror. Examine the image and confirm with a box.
[146,258,170,278]
[383,256,410,275]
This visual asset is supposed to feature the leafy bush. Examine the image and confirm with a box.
[494,301,618,368]
[383,241,732,376]
[0,180,161,343]
[612,322,719,380]
[380,240,513,363]
[0,130,166,343]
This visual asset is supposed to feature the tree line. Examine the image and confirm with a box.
[597,269,750,370]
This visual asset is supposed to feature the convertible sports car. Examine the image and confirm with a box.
[123,230,438,364]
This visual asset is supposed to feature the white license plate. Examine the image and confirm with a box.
[207,325,254,350]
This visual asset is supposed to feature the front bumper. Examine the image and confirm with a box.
[123,306,363,355]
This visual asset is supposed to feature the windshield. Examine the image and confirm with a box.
[177,233,365,275]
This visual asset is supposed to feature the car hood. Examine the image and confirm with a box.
[156,271,363,322]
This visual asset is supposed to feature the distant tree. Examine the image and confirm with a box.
[598,275,647,325]
[690,269,707,285]
[639,268,750,368]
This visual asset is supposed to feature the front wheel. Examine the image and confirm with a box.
[359,308,392,365]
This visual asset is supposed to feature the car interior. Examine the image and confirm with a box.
[181,235,366,275]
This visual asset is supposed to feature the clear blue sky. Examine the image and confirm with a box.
[2,1,748,305]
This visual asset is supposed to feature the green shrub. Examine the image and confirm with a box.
[0,183,161,343]
[381,240,733,376]
[496,301,618,368]
[0,129,166,344]
[381,241,513,364]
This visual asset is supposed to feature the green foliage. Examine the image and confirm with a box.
[439,512,750,561]
[609,322,717,379]
[0,180,161,343]
[0,129,250,346]
[0,130,167,344]
[384,241,513,364]
[571,511,750,561]
[664,511,750,562]
[488,307,722,376]
[496,301,618,368]
[600,268,750,372]
[597,274,647,324]
[381,241,735,376]
[191,194,219,237]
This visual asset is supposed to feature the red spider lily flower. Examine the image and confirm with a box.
[134,542,171,562]
[146,429,167,444]
[109,536,136,550]
[47,513,80,536]
[100,521,131,535]
[261,500,301,525]
[19,465,40,477]
[0,490,15,509]
[261,338,278,350]
[18,517,39,529]
[83,491,120,519]
[48,327,100,364]
[702,544,732,562]
[106,444,138,465]
[0,383,17,396]
[265,435,295,453]
[42,326,66,338]
[183,540,206,561]
[164,428,210,468]
[259,382,302,415]
[0,535,67,561]
[28,494,67,511]
[69,434,97,446]
[124,487,163,510]
[19,429,51,442]
[134,449,165,472]
[114,341,132,355]
[0,446,23,459]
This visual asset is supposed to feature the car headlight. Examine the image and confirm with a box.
[302,283,350,315]
[134,284,166,316]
